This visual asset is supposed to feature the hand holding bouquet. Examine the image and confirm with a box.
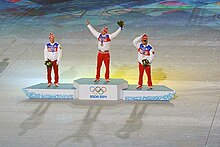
[142,59,149,68]
[117,20,124,29]
[44,60,52,68]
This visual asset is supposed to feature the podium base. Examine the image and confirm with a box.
[22,80,175,101]
[122,85,175,101]
[22,83,76,99]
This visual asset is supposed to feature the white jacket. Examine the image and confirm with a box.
[133,35,155,65]
[87,24,121,51]
[44,42,62,63]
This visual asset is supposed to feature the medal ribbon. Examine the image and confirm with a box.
[99,34,108,46]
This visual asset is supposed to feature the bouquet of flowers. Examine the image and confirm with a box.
[117,20,124,29]
[142,59,149,68]
[44,60,52,68]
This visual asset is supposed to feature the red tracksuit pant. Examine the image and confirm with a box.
[96,52,110,80]
[138,63,152,86]
[47,60,59,84]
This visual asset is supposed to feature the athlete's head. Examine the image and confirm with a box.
[141,34,148,45]
[49,32,55,43]
[101,27,108,35]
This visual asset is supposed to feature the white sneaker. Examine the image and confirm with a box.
[136,85,142,89]
[94,78,100,82]
[148,86,153,89]
[54,83,59,87]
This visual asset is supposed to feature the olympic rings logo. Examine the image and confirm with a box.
[89,86,107,95]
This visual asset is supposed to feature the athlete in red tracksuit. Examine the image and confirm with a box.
[44,33,62,87]
[85,20,122,82]
[133,34,155,89]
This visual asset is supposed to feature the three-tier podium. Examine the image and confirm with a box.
[23,78,175,101]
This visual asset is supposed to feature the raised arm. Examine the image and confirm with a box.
[133,35,142,48]
[85,20,100,38]
[109,27,121,39]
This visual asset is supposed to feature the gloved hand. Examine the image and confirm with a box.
[117,20,124,29]
[142,59,149,68]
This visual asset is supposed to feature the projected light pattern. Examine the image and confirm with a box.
[0,0,220,27]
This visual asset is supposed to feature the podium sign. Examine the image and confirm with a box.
[74,78,128,100]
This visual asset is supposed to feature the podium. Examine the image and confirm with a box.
[73,78,128,100]
[23,78,175,101]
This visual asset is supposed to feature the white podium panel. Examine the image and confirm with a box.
[73,78,128,100]
[122,85,175,101]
